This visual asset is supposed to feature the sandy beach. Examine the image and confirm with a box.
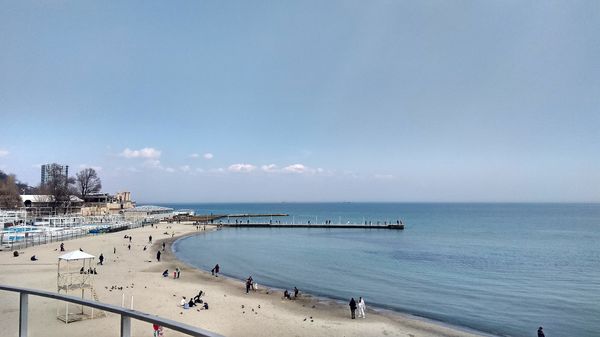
[0,222,485,337]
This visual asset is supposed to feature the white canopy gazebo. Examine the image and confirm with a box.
[57,250,103,323]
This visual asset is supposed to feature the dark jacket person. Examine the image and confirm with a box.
[349,298,357,319]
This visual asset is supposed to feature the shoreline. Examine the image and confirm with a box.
[0,221,488,337]
[167,228,497,337]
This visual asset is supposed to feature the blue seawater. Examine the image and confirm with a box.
[166,203,600,337]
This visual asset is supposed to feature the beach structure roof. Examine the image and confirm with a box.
[21,195,84,203]
[58,250,96,261]
[124,205,173,212]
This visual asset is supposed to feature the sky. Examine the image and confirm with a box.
[0,1,599,203]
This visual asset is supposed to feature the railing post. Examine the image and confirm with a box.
[19,293,28,337]
[120,314,131,337]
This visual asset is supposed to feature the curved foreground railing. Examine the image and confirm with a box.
[0,284,223,337]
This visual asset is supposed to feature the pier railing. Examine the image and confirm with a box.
[0,284,223,337]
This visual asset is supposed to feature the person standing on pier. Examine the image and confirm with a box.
[349,298,357,319]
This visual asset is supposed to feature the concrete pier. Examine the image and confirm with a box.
[222,223,404,230]
[173,214,404,230]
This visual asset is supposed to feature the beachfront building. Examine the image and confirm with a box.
[20,194,84,216]
[0,210,27,228]
[124,205,173,222]
[41,163,69,185]
[80,191,135,216]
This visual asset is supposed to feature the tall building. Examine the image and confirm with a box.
[41,163,69,185]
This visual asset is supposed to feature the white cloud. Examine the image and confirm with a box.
[259,163,329,175]
[282,164,315,174]
[204,153,214,160]
[204,168,226,175]
[228,163,256,173]
[374,174,396,180]
[165,167,176,173]
[143,159,161,168]
[0,149,9,157]
[180,165,191,172]
[195,168,205,173]
[120,147,161,159]
[189,153,199,158]
[261,164,278,173]
[78,164,103,172]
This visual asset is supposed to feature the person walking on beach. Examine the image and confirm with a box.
[129,236,132,243]
[357,297,366,318]
[214,264,220,277]
[152,324,163,337]
[60,243,64,251]
[294,286,299,298]
[537,327,545,337]
[99,254,104,265]
[176,267,181,279]
[162,242,166,251]
[349,298,357,319]
[149,235,152,243]
[156,251,161,262]
[128,244,131,250]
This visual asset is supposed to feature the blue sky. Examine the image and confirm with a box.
[1,1,598,202]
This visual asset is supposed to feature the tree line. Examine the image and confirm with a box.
[0,166,102,212]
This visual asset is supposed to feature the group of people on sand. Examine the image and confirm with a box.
[161,267,181,278]
[211,264,220,276]
[283,286,299,300]
[80,266,98,274]
[349,297,367,319]
[245,276,257,293]
[179,291,209,310]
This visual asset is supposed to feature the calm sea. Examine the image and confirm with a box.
[162,203,600,337]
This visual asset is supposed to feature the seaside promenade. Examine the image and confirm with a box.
[0,221,480,337]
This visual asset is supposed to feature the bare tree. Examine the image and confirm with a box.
[40,165,75,214]
[0,171,23,209]
[75,168,102,199]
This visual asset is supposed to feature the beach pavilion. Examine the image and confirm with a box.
[57,250,103,323]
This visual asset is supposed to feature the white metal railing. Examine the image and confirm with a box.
[0,284,223,337]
